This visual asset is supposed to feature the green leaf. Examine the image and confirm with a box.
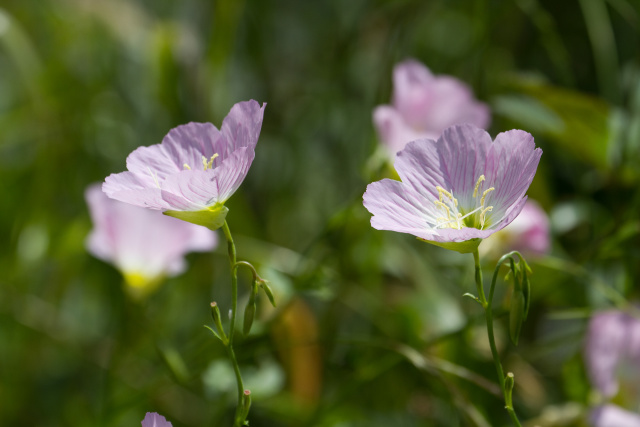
[494,81,611,170]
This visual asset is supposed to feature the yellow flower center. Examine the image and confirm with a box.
[183,153,219,171]
[433,175,495,230]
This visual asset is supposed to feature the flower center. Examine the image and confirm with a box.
[183,153,219,171]
[433,175,495,230]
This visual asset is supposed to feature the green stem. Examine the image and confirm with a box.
[472,249,522,427]
[221,221,246,427]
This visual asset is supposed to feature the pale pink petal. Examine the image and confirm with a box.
[126,144,182,182]
[373,106,434,156]
[590,405,640,427]
[161,122,223,173]
[387,59,490,139]
[160,170,220,208]
[210,147,256,203]
[505,200,550,254]
[393,138,446,202]
[141,412,173,427]
[436,124,493,210]
[363,179,440,241]
[86,184,216,281]
[485,130,542,221]
[419,76,490,133]
[103,171,156,196]
[392,59,435,129]
[219,100,266,156]
[585,311,627,397]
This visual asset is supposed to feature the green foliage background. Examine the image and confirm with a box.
[1,0,640,426]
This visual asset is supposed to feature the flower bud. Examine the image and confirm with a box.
[509,290,525,346]
[260,280,277,307]
[210,302,228,345]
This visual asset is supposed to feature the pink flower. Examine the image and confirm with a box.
[479,200,550,258]
[103,100,265,230]
[374,59,490,157]
[85,184,216,297]
[585,311,640,426]
[141,412,173,427]
[591,405,640,427]
[363,124,541,253]
[585,310,640,398]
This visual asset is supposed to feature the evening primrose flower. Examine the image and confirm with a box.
[103,100,265,230]
[590,405,640,427]
[479,200,550,259]
[374,59,490,156]
[141,412,173,427]
[363,124,542,253]
[585,311,640,427]
[85,184,216,298]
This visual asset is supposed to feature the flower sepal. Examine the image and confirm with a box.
[164,204,229,231]
[418,237,482,254]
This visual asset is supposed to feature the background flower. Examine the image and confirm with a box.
[585,310,640,398]
[85,184,216,298]
[479,200,551,259]
[363,124,541,253]
[590,405,640,427]
[373,59,490,156]
[103,100,265,230]
[141,412,173,427]
[585,311,640,426]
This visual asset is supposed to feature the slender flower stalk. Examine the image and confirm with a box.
[472,249,523,427]
[220,220,247,427]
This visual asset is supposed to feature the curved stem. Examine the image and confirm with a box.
[472,249,522,427]
[221,221,246,427]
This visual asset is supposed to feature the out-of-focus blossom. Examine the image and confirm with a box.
[479,200,550,259]
[141,412,173,427]
[585,310,640,398]
[363,124,541,253]
[373,59,490,157]
[590,405,640,427]
[585,311,640,426]
[85,184,216,298]
[103,100,265,230]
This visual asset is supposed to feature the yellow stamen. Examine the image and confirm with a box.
[480,206,493,229]
[473,175,485,198]
[183,163,191,170]
[202,153,219,170]
[480,187,495,208]
[434,200,452,220]
[436,186,458,206]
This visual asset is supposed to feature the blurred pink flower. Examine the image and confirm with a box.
[585,311,640,426]
[479,200,550,258]
[585,310,640,398]
[374,59,490,156]
[363,124,541,253]
[103,100,265,230]
[141,412,172,427]
[85,184,216,297]
[591,405,640,427]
